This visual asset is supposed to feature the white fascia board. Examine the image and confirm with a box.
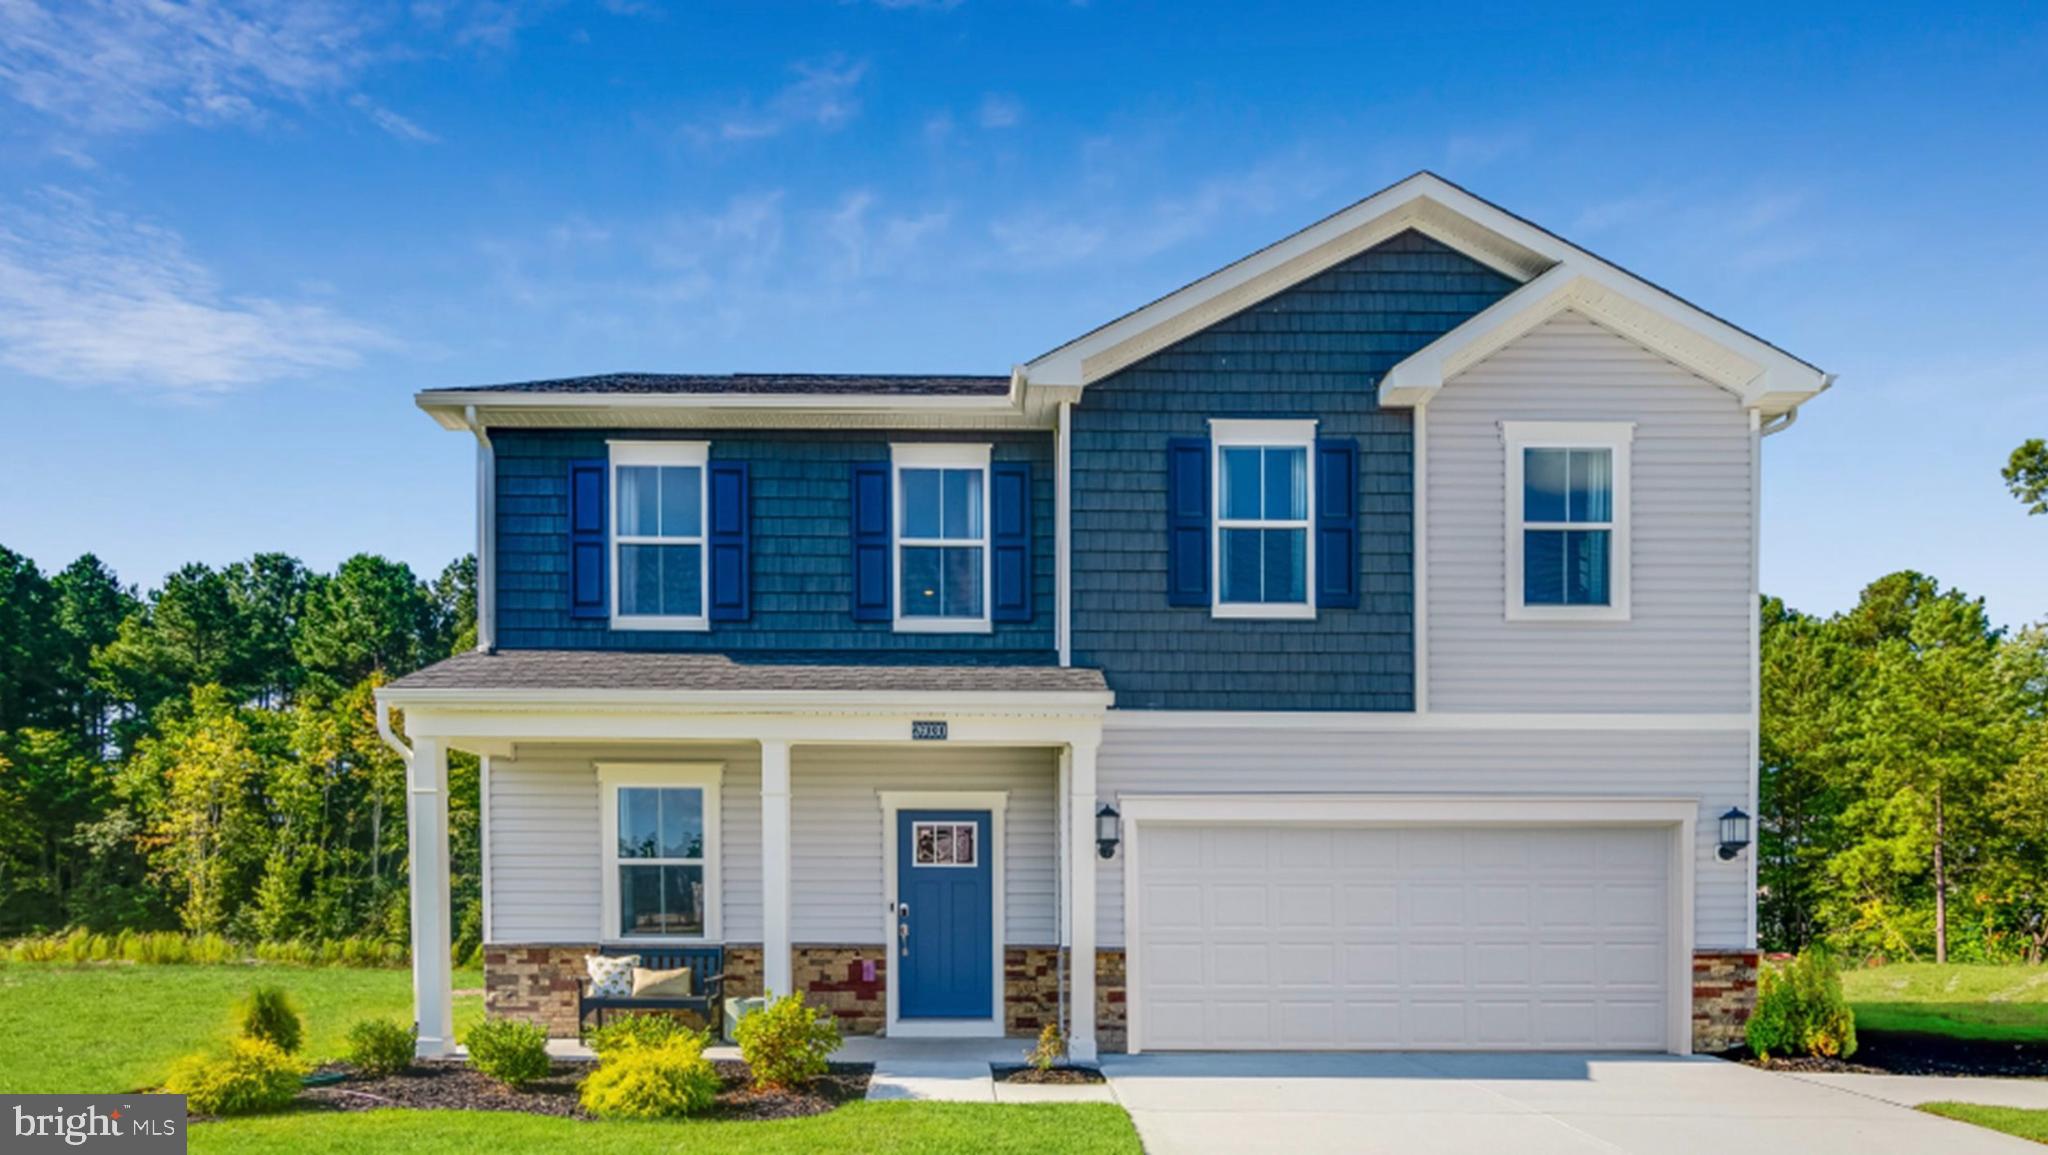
[375,686,1114,714]
[1115,793,1701,826]
[414,374,1059,432]
[1022,172,1828,412]
[1379,261,1831,415]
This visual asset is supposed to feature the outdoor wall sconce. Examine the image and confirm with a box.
[1096,803,1121,859]
[1717,807,1751,860]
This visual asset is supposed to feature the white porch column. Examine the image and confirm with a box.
[407,736,455,1057]
[761,739,793,997]
[1066,737,1099,1062]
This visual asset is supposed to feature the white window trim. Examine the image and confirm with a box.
[598,762,724,944]
[608,440,711,632]
[1208,418,1318,621]
[1502,420,1634,622]
[890,443,993,634]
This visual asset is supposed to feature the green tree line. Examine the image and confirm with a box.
[0,547,481,957]
[1761,571,2048,963]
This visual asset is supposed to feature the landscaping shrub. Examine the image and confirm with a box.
[587,1012,703,1057]
[344,1018,416,1077]
[163,1038,305,1116]
[462,1018,552,1088]
[236,986,304,1054]
[1025,1023,1066,1072]
[579,1036,721,1120]
[1749,949,1858,1061]
[733,992,840,1090]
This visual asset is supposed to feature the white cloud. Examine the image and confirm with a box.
[712,57,867,142]
[348,94,439,143]
[826,191,950,280]
[0,191,385,396]
[0,0,371,135]
[977,93,1022,129]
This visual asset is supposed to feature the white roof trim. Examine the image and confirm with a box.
[1378,262,1831,416]
[1023,171,1829,416]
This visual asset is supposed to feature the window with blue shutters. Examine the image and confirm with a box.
[891,443,992,632]
[609,441,709,629]
[1209,419,1319,620]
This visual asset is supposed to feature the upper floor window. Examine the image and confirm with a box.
[1503,421,1633,621]
[892,443,991,632]
[1211,419,1317,620]
[611,441,709,630]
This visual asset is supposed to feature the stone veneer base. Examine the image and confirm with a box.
[488,943,1735,1055]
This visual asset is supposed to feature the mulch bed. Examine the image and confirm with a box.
[1734,1031,2048,1078]
[989,1063,1106,1085]
[292,1059,872,1122]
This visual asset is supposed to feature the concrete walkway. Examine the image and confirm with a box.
[1098,1052,2041,1154]
[839,1036,1114,1103]
[1782,1071,2048,1110]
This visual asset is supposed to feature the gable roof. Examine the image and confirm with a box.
[1020,171,1831,418]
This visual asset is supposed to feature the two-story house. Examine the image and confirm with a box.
[377,172,1830,1061]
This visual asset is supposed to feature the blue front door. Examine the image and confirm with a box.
[896,809,994,1020]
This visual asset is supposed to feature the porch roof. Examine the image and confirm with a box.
[383,649,1109,697]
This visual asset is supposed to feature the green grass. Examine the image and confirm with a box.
[0,962,483,1094]
[1840,963,2048,1042]
[189,1104,1142,1155]
[1920,1102,2048,1145]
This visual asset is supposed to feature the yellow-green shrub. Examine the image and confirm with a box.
[733,992,839,1090]
[1748,950,1857,1060]
[344,1018,416,1077]
[235,986,303,1054]
[163,1038,305,1116]
[578,1037,721,1120]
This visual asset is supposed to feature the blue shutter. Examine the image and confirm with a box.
[567,457,608,620]
[851,462,892,622]
[708,461,750,622]
[1165,437,1211,606]
[990,462,1032,623]
[1316,437,1360,609]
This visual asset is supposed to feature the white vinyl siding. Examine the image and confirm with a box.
[1427,310,1754,713]
[792,745,1057,944]
[1096,719,1750,950]
[486,744,761,944]
[485,742,1052,947]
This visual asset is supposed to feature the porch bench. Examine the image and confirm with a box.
[577,945,727,1032]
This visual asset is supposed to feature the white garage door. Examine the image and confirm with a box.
[1133,824,1672,1051]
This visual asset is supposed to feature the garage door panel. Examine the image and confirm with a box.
[1136,823,1673,1052]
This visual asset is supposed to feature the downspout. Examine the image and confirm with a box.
[1055,394,1074,668]
[465,405,497,652]
[375,695,413,769]
[1746,407,1762,951]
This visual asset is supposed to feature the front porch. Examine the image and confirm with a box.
[376,651,1114,1062]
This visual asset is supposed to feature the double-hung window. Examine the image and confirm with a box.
[1504,421,1633,621]
[892,443,991,632]
[599,763,721,942]
[611,441,708,630]
[1212,419,1317,620]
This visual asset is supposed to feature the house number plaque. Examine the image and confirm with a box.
[911,720,948,741]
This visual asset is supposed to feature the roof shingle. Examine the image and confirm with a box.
[383,650,1109,696]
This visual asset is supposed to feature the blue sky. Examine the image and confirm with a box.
[1,1,2044,627]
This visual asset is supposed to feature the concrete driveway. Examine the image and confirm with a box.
[1099,1052,2038,1154]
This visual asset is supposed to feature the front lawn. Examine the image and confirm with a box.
[1841,963,2048,1042]
[1920,1102,2048,1145]
[190,1103,1142,1154]
[0,962,484,1094]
